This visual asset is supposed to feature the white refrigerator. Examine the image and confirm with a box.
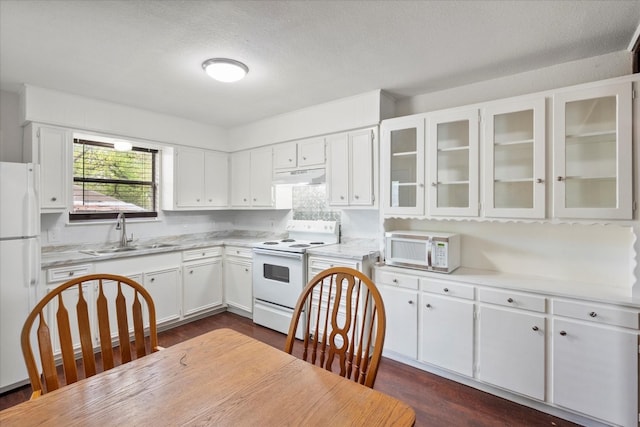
[0,162,40,392]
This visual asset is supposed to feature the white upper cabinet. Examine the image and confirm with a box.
[231,147,274,208]
[381,115,425,216]
[23,124,71,212]
[273,137,325,170]
[552,82,632,219]
[163,147,229,210]
[427,108,479,217]
[327,128,376,207]
[483,98,546,219]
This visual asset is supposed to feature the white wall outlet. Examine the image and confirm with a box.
[47,227,60,243]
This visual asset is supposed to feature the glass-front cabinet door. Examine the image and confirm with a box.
[427,108,479,217]
[552,82,632,219]
[381,115,425,216]
[483,98,546,219]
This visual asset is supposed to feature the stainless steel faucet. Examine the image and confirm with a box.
[115,212,133,247]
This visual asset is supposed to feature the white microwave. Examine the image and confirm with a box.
[385,231,460,273]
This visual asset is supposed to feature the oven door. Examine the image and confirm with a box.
[252,248,306,309]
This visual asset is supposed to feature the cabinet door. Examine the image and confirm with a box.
[97,274,143,337]
[204,151,228,207]
[553,319,638,427]
[144,268,180,325]
[183,259,223,316]
[273,142,297,170]
[175,148,204,207]
[483,98,546,219]
[350,129,374,206]
[420,294,474,377]
[48,283,95,355]
[250,147,273,207]
[39,127,69,211]
[552,82,632,219]
[224,259,252,312]
[230,151,251,207]
[428,108,479,217]
[378,285,418,359]
[380,115,425,216]
[298,137,325,167]
[477,306,545,400]
[327,133,350,206]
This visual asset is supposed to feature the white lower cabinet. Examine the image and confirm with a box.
[420,293,474,377]
[143,268,181,325]
[552,318,638,427]
[224,246,253,315]
[477,305,546,400]
[183,259,223,316]
[376,272,419,359]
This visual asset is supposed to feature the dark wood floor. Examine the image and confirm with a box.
[0,312,581,426]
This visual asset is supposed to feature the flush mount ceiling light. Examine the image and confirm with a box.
[202,58,249,83]
[113,140,132,152]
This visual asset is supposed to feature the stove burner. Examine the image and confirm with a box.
[309,241,324,245]
[262,241,279,245]
[281,239,295,242]
[289,244,310,248]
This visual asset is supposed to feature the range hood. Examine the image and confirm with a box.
[272,168,326,185]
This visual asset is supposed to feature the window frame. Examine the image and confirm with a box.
[69,139,159,221]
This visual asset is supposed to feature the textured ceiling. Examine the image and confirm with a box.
[1,0,639,129]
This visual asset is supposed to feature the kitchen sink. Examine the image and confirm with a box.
[80,243,177,256]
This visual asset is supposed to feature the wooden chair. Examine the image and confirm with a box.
[21,273,161,399]
[284,267,386,388]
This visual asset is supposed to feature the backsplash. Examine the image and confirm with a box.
[292,184,340,222]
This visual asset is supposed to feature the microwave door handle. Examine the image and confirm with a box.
[427,238,433,268]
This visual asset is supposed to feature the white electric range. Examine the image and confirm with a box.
[252,220,339,336]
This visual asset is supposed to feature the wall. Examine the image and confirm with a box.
[395,51,632,116]
[0,90,22,162]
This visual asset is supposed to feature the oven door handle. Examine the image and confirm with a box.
[253,248,305,260]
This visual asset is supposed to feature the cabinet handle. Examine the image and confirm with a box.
[532,326,539,331]
[507,298,514,303]
[244,268,249,272]
[303,156,307,160]
[557,176,564,182]
[392,279,398,283]
[443,288,449,293]
[288,158,293,162]
[354,195,359,199]
[419,183,424,188]
[431,182,437,187]
[189,270,194,274]
[425,303,432,308]
[589,311,597,318]
[536,178,543,184]
[196,198,200,202]
[68,271,74,276]
[208,199,212,202]
[51,197,57,202]
[408,300,414,305]
[236,250,240,254]
[243,198,247,202]
[340,196,345,200]
[559,330,567,336]
[253,198,257,201]
[150,277,155,282]
[202,253,206,256]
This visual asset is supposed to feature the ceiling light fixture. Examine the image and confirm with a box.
[113,140,133,152]
[202,58,249,83]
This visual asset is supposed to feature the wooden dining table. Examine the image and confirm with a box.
[0,328,415,426]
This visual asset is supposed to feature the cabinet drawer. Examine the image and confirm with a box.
[225,246,253,259]
[182,246,223,261]
[553,299,639,329]
[47,264,92,283]
[477,288,546,313]
[309,257,359,273]
[421,279,474,300]
[374,269,419,290]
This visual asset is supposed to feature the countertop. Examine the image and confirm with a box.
[306,238,381,261]
[375,264,640,309]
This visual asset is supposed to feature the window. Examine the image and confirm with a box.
[70,139,158,221]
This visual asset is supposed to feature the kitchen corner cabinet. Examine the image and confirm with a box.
[381,115,425,216]
[182,247,223,317]
[162,147,229,210]
[327,128,377,207]
[23,124,71,212]
[482,98,546,219]
[273,137,325,170]
[552,82,632,219]
[427,108,479,217]
[223,246,253,315]
[230,147,274,207]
